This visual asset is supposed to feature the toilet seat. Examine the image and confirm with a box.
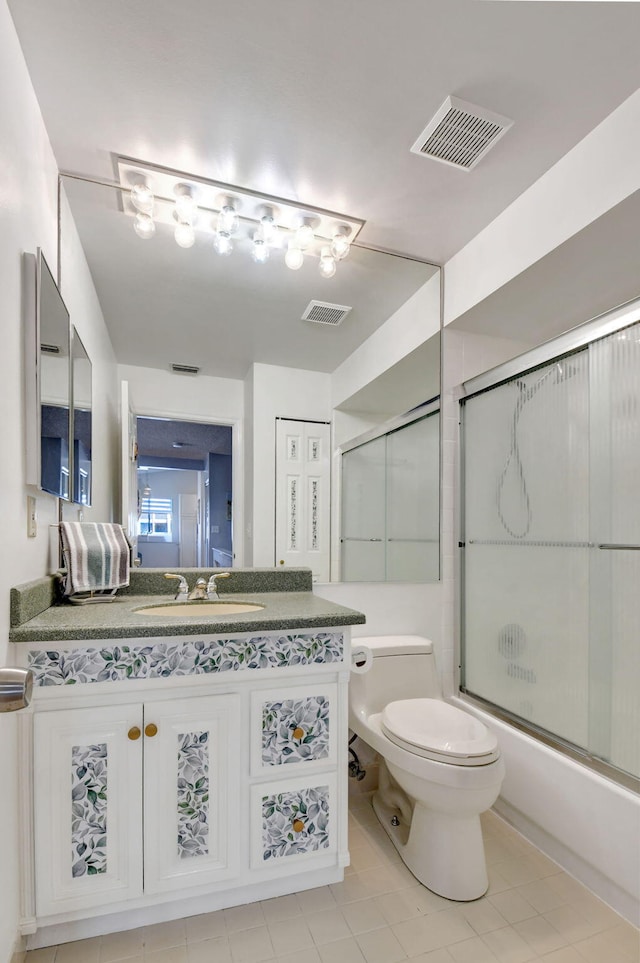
[381,699,500,767]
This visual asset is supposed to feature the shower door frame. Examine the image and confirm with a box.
[456,296,640,795]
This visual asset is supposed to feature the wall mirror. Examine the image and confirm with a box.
[25,250,71,499]
[71,327,92,505]
[59,174,441,577]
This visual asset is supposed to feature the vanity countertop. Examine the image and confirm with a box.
[9,590,366,644]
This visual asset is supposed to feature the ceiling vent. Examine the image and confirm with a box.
[171,362,200,375]
[302,300,352,326]
[410,96,513,171]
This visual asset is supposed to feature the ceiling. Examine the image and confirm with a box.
[137,417,232,465]
[8,0,640,377]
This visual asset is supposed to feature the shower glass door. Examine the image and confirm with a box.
[460,318,640,785]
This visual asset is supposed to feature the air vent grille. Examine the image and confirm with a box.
[411,96,513,171]
[302,300,352,326]
[171,363,200,375]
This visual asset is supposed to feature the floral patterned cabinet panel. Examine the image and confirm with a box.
[33,704,144,917]
[250,683,338,777]
[142,693,241,895]
[250,773,337,870]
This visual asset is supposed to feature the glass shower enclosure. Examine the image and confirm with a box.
[459,304,639,788]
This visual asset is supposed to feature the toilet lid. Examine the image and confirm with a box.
[381,699,498,762]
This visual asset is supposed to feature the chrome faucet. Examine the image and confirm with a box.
[207,572,231,599]
[187,577,209,601]
[164,573,189,600]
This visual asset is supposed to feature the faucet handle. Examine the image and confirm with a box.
[164,573,189,598]
[207,572,231,598]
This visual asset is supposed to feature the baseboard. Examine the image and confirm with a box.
[10,932,26,963]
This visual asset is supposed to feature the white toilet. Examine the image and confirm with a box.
[349,636,505,901]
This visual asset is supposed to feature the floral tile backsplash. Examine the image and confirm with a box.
[28,632,344,686]
[177,731,210,859]
[262,785,330,861]
[262,696,330,766]
[71,743,108,877]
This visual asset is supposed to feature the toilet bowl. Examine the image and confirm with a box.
[349,636,505,901]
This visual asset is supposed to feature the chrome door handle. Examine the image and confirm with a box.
[0,668,33,712]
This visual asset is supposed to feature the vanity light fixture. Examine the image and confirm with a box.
[119,157,365,278]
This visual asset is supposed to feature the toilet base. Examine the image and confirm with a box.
[372,771,490,901]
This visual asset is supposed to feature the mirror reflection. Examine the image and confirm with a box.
[71,328,92,505]
[60,175,441,581]
[38,252,70,499]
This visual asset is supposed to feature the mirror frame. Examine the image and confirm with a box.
[24,250,72,500]
[70,326,92,506]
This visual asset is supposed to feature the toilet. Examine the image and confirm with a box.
[349,636,505,901]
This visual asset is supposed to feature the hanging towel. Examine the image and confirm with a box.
[60,522,130,597]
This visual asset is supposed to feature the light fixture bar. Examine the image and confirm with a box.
[116,156,365,244]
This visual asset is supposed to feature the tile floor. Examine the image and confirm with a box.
[24,793,639,963]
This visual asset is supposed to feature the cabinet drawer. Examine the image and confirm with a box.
[250,684,337,777]
[250,773,337,870]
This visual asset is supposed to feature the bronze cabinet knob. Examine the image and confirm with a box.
[128,726,141,741]
[292,818,305,833]
[144,723,158,738]
[292,727,305,740]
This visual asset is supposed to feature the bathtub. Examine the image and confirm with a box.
[451,697,640,926]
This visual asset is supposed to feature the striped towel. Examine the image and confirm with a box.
[60,522,130,596]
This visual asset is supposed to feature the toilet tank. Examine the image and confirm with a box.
[350,635,442,721]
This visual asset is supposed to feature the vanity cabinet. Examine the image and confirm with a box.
[19,625,352,941]
[33,693,240,917]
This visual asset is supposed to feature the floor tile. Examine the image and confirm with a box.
[297,886,338,915]
[267,917,314,956]
[488,890,538,925]
[513,915,568,956]
[275,949,321,963]
[317,936,367,963]
[185,911,227,943]
[392,910,475,956]
[516,878,568,914]
[342,898,389,935]
[55,937,101,963]
[228,925,274,963]
[24,950,57,963]
[224,903,266,934]
[306,908,352,945]
[448,936,500,962]
[480,926,537,963]
[100,927,146,961]
[541,905,603,943]
[458,898,508,935]
[356,926,407,963]
[572,930,636,963]
[144,948,188,963]
[144,921,187,952]
[260,894,302,924]
[187,937,232,963]
[536,948,585,963]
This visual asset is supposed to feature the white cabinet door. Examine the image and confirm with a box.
[142,694,241,894]
[251,773,337,872]
[275,419,331,581]
[34,704,144,917]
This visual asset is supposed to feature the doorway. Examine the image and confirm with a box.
[135,417,233,570]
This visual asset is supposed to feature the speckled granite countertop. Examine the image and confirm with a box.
[9,591,365,643]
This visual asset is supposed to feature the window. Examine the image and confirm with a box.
[139,497,173,538]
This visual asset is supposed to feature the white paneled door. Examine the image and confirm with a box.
[275,419,331,582]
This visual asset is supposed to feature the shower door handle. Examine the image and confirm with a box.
[597,543,640,550]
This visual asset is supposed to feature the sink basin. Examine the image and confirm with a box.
[136,601,265,617]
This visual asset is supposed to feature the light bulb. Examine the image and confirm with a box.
[260,214,277,243]
[174,222,195,248]
[330,231,351,260]
[130,184,154,214]
[252,233,270,264]
[217,204,239,235]
[285,238,304,270]
[296,223,314,251]
[319,246,337,278]
[175,194,197,225]
[133,212,155,239]
[214,231,233,256]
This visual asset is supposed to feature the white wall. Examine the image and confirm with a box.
[444,88,640,328]
[0,5,119,959]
